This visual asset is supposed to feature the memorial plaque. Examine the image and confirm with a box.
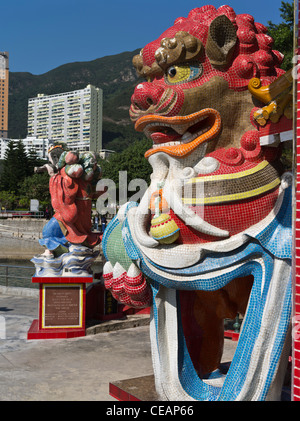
[42,284,83,328]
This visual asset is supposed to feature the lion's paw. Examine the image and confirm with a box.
[103,261,152,308]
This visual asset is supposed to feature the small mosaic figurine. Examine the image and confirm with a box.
[32,142,103,276]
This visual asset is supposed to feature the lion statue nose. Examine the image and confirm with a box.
[131,82,165,111]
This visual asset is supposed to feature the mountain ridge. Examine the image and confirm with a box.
[8,48,143,152]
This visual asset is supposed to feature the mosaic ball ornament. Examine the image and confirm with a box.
[150,213,180,244]
[102,4,293,401]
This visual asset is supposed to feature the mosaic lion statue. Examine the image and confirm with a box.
[102,5,293,400]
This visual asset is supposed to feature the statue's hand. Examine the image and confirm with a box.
[103,261,152,308]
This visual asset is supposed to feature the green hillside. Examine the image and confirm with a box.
[8,49,144,152]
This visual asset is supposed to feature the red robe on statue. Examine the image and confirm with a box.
[50,167,101,248]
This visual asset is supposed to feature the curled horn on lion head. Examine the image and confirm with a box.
[133,31,204,78]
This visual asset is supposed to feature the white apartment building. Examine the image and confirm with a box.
[27,84,103,153]
[0,137,49,160]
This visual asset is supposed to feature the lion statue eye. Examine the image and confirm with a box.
[168,66,177,78]
[165,63,203,84]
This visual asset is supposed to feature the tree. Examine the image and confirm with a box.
[18,172,51,210]
[267,1,294,70]
[0,140,46,195]
[98,138,153,205]
[0,190,18,210]
[0,140,19,192]
[15,141,29,179]
[100,138,152,185]
[27,148,45,176]
[267,1,294,169]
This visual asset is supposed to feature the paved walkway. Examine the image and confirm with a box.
[0,288,238,401]
[0,291,153,401]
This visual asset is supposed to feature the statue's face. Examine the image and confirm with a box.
[129,6,284,161]
[48,147,64,166]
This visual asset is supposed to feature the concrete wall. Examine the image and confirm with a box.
[0,219,46,231]
[0,218,104,261]
[0,219,46,259]
[0,235,44,259]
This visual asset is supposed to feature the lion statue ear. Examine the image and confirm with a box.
[206,14,237,68]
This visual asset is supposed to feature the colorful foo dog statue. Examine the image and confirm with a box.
[32,142,103,277]
[102,5,293,400]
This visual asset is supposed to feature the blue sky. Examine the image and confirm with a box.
[1,0,290,75]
